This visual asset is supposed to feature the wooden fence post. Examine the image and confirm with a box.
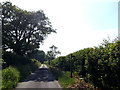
[58,58,60,69]
[70,54,75,78]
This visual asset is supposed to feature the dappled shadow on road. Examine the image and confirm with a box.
[23,68,57,82]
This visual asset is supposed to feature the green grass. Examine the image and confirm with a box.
[59,72,75,88]
[49,66,75,88]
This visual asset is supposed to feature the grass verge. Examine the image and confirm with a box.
[49,66,75,88]
[48,65,96,89]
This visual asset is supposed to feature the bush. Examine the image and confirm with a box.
[2,52,29,67]
[2,66,20,89]
[2,59,41,89]
[16,59,41,81]
[50,38,120,89]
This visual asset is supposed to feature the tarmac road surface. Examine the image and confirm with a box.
[15,64,62,89]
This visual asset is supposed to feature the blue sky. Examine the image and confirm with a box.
[82,1,118,30]
[1,0,118,56]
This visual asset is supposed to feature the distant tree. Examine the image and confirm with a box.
[47,45,61,64]
[29,50,46,63]
[2,2,56,56]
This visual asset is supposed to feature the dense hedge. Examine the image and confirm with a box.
[2,59,41,89]
[49,39,120,89]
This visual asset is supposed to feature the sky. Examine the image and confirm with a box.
[1,0,119,56]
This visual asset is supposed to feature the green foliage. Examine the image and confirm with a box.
[2,66,20,89]
[2,51,29,68]
[29,50,46,63]
[50,38,120,89]
[31,58,41,68]
[44,60,48,65]
[16,59,41,81]
[47,45,61,65]
[2,58,41,89]
[2,1,56,56]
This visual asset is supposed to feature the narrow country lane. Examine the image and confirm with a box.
[15,64,62,89]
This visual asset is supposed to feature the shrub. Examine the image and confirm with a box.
[2,52,29,67]
[2,66,20,89]
[16,59,41,81]
[50,38,120,89]
[31,59,41,68]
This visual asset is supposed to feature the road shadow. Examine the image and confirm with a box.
[22,67,57,82]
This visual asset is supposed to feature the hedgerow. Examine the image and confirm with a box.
[49,39,120,89]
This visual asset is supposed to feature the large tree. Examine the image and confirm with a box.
[2,2,56,56]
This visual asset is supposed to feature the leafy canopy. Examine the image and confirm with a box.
[2,2,56,56]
